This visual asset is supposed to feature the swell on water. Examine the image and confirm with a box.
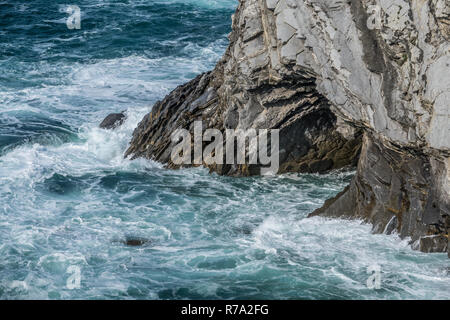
[0,0,448,300]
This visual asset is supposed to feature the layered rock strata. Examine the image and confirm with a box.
[126,0,449,255]
[125,0,362,176]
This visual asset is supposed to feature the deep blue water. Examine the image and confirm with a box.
[0,0,448,300]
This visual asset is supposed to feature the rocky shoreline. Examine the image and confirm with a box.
[120,0,449,256]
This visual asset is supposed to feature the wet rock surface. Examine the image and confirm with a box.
[100,112,126,130]
[115,237,151,247]
[309,133,449,253]
[419,235,448,254]
[111,235,152,247]
[123,238,150,247]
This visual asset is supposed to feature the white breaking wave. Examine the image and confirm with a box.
[0,0,449,299]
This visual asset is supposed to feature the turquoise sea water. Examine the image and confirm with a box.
[0,0,448,300]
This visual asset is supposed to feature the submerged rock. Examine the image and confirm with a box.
[99,112,126,130]
[123,238,150,247]
[113,236,151,247]
[125,22,362,176]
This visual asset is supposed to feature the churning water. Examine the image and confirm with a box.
[0,0,448,300]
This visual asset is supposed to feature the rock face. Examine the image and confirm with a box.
[309,133,449,253]
[125,1,362,176]
[127,0,449,255]
[125,70,361,175]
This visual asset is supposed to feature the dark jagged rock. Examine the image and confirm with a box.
[125,72,223,166]
[126,0,449,255]
[125,72,362,175]
[125,36,362,176]
[123,237,151,247]
[112,236,151,247]
[100,112,126,130]
[310,133,449,252]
